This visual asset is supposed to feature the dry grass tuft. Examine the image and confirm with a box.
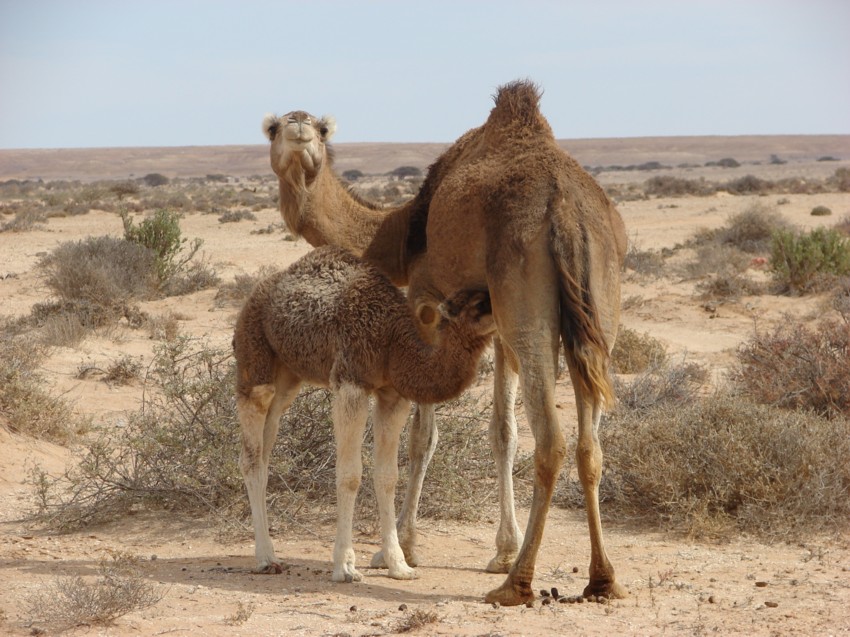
[0,336,84,444]
[392,608,440,633]
[611,326,667,374]
[23,552,163,629]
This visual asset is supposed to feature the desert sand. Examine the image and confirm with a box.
[1,138,849,636]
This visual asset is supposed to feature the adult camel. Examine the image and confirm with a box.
[261,80,628,605]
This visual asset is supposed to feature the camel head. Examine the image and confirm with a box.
[262,110,337,181]
[437,289,496,337]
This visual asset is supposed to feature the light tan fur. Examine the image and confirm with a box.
[233,246,494,582]
[262,80,628,604]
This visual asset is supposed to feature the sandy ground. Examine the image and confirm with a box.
[1,184,849,635]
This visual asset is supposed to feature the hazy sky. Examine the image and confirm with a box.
[1,0,848,149]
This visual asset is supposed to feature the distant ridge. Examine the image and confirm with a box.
[1,135,848,182]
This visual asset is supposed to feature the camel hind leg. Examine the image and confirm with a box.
[238,365,301,574]
[571,380,628,600]
[331,383,370,583]
[371,387,415,579]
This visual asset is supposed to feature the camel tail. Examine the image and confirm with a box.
[550,224,615,408]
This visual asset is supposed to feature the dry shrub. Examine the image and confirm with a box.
[724,175,768,195]
[696,271,766,300]
[0,207,46,232]
[598,391,850,538]
[392,608,440,633]
[644,176,711,197]
[0,336,83,444]
[214,267,279,307]
[24,552,163,629]
[683,204,787,294]
[717,203,788,253]
[732,317,850,418]
[835,214,850,237]
[612,361,708,414]
[611,326,667,374]
[218,209,257,223]
[39,236,158,306]
[683,244,752,280]
[623,243,665,278]
[31,337,513,532]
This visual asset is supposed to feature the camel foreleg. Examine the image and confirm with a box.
[331,383,369,583]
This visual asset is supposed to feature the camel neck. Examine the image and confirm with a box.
[387,322,484,405]
[278,167,415,286]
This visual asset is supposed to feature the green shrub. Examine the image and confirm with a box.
[811,205,832,216]
[769,226,850,293]
[121,209,202,287]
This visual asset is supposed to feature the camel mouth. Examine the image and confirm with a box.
[283,134,314,147]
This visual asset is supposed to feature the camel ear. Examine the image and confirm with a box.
[262,113,279,141]
[318,115,336,141]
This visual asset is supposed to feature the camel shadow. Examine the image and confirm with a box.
[4,552,486,605]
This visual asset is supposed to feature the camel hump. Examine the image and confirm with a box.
[488,79,545,128]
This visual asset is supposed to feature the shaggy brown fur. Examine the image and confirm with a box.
[233,246,494,581]
[262,80,628,604]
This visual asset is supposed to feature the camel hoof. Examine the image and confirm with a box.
[485,553,516,574]
[583,579,629,600]
[256,562,284,574]
[388,564,417,580]
[332,568,363,583]
[484,578,534,607]
[376,545,420,568]
[402,547,420,568]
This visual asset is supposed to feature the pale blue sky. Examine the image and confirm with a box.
[1,0,848,149]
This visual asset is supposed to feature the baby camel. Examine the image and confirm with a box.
[234,245,495,582]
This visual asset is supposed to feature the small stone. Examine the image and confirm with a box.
[755,581,768,588]
[572,566,579,573]
[577,596,586,604]
[349,605,357,612]
[541,597,552,606]
[540,588,551,597]
[765,601,779,608]
[708,595,716,604]
[150,554,158,561]
[550,587,559,599]
[181,567,187,572]
[398,603,407,611]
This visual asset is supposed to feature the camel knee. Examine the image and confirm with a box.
[337,473,361,494]
[237,384,276,417]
